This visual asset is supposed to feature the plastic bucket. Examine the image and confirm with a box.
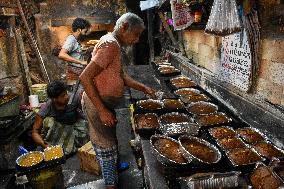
[31,84,47,102]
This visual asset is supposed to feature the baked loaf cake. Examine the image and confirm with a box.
[187,102,217,115]
[136,113,159,129]
[210,127,236,139]
[160,113,189,124]
[182,138,218,163]
[137,100,163,110]
[196,113,231,126]
[154,138,187,164]
[237,128,265,144]
[227,147,262,165]
[181,94,210,103]
[253,141,284,159]
[163,99,184,110]
[217,137,246,151]
[250,165,282,189]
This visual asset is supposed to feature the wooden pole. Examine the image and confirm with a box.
[158,11,178,47]
[16,0,50,83]
[147,8,155,62]
[15,28,32,95]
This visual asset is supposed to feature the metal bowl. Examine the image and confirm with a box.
[150,134,192,166]
[44,145,64,162]
[179,135,222,165]
[16,151,44,169]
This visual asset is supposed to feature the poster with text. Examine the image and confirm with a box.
[219,29,252,92]
[170,0,194,30]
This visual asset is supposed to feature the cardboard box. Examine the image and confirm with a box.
[77,141,101,175]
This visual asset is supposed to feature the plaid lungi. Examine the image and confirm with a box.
[93,144,118,186]
[41,117,89,154]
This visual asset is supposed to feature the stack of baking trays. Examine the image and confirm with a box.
[15,145,66,176]
[134,61,284,188]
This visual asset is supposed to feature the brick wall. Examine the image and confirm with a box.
[182,30,284,106]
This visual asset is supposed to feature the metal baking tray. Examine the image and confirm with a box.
[252,140,284,160]
[180,94,211,104]
[135,99,164,113]
[251,162,284,188]
[162,98,185,111]
[195,112,233,127]
[169,76,197,89]
[208,126,236,140]
[159,122,200,137]
[225,146,265,167]
[178,135,222,165]
[236,127,267,144]
[216,136,247,152]
[150,134,192,166]
[179,171,241,189]
[134,113,160,136]
[158,112,193,125]
[186,101,218,115]
[174,88,201,97]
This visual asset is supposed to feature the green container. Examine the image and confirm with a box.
[31,84,47,102]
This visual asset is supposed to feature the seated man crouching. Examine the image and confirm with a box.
[32,80,89,155]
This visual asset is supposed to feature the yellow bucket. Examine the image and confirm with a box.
[31,84,47,102]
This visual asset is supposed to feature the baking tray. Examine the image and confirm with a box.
[208,126,236,140]
[174,88,201,98]
[178,135,222,165]
[162,98,186,113]
[250,162,284,188]
[194,112,233,128]
[236,127,267,144]
[225,146,265,173]
[251,140,284,160]
[215,136,247,152]
[186,101,218,115]
[150,134,192,166]
[135,99,164,114]
[180,94,211,104]
[167,76,198,90]
[134,113,160,137]
[156,68,181,77]
[178,171,241,189]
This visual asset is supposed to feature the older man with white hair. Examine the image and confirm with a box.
[80,12,155,189]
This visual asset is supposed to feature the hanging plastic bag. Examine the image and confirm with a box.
[205,0,241,36]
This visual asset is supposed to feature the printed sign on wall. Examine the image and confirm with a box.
[219,29,252,92]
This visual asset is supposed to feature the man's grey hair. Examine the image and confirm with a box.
[114,12,145,32]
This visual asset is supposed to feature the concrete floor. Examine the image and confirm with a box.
[0,107,143,189]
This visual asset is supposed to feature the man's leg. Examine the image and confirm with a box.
[93,144,118,189]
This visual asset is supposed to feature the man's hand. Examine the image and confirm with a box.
[144,87,156,98]
[99,107,117,127]
[81,61,88,66]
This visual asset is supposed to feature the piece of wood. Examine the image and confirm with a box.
[15,28,33,95]
[158,11,178,47]
[16,0,50,83]
[147,9,155,62]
